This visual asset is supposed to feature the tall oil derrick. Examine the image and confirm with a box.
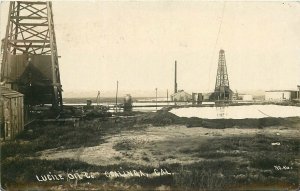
[1,1,63,110]
[214,49,232,100]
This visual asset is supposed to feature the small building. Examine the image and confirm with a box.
[242,94,253,101]
[265,90,297,102]
[0,86,24,140]
[171,90,192,102]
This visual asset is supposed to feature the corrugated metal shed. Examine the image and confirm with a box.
[0,86,24,140]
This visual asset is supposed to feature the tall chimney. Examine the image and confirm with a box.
[174,60,177,93]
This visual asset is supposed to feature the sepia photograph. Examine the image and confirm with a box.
[0,0,299,190]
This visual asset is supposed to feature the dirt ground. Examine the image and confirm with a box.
[38,124,300,167]
[2,110,300,190]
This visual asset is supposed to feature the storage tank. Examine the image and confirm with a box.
[124,94,133,111]
[192,93,203,105]
[192,93,197,105]
[197,93,203,104]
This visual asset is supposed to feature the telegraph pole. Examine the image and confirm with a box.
[167,89,169,105]
[96,91,100,106]
[174,61,177,94]
[155,88,158,110]
[116,81,119,113]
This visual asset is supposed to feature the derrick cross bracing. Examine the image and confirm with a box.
[214,49,232,100]
[1,1,63,110]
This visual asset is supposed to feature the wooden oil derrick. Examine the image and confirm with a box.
[1,1,63,110]
[214,49,232,100]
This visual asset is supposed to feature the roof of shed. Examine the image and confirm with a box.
[171,90,192,97]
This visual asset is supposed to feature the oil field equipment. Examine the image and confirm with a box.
[1,1,63,110]
[124,94,133,112]
[213,49,232,100]
[192,93,203,105]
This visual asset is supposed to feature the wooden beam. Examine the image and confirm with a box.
[18,25,48,40]
[9,40,50,43]
[10,46,28,53]
[18,4,46,18]
[18,23,48,26]
[40,49,51,54]
[12,44,50,48]
[11,16,47,19]
[19,2,47,5]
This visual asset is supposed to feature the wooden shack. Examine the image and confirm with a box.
[0,86,24,140]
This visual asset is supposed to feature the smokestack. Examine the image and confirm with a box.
[174,60,177,94]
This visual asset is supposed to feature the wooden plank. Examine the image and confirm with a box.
[10,46,28,53]
[18,23,48,26]
[11,16,47,19]
[1,91,21,97]
[2,94,22,98]
[10,98,14,139]
[19,97,21,135]
[37,118,80,122]
[10,40,50,43]
[21,97,24,132]
[13,44,50,48]
[19,1,47,4]
[8,99,12,140]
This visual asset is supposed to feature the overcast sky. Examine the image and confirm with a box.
[1,1,300,97]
